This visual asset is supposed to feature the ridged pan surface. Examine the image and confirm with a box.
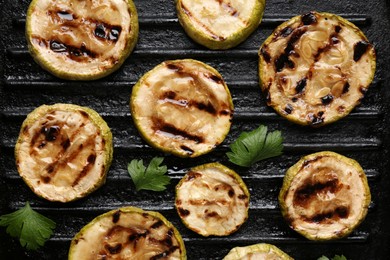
[1,0,390,259]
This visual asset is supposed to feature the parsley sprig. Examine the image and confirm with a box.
[226,125,283,167]
[0,201,56,251]
[127,157,171,191]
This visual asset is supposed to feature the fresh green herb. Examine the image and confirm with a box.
[127,157,171,191]
[318,255,347,260]
[0,201,56,251]
[226,125,283,167]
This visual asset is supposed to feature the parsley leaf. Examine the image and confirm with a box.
[127,157,171,191]
[318,255,347,260]
[226,125,283,167]
[0,201,56,251]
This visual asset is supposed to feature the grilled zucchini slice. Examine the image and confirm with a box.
[223,243,293,260]
[26,0,139,80]
[259,11,376,126]
[69,207,186,260]
[279,151,371,240]
[130,59,234,158]
[176,0,265,49]
[175,163,249,236]
[15,104,113,202]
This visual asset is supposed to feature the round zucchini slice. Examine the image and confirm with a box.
[15,104,113,202]
[259,11,376,126]
[223,243,293,260]
[26,0,139,80]
[130,59,234,158]
[176,0,265,49]
[69,207,186,259]
[279,151,371,240]
[175,163,249,236]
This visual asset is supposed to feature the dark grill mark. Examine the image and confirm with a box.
[275,28,307,72]
[294,179,340,208]
[301,12,317,25]
[321,94,334,105]
[95,24,107,39]
[178,207,190,217]
[50,41,67,52]
[105,243,122,254]
[128,231,148,242]
[41,125,61,141]
[337,105,346,113]
[207,74,223,84]
[57,11,74,21]
[112,211,120,223]
[166,63,182,71]
[260,47,271,63]
[228,189,235,197]
[285,104,293,114]
[180,145,194,155]
[335,25,342,33]
[292,97,298,102]
[219,109,231,116]
[72,152,97,187]
[186,171,202,181]
[61,138,70,149]
[280,27,293,37]
[359,86,368,95]
[354,41,370,62]
[217,0,240,17]
[151,220,164,229]
[153,118,204,143]
[38,142,46,149]
[41,176,51,183]
[310,114,324,125]
[342,82,350,94]
[206,211,219,218]
[238,194,248,200]
[108,27,121,41]
[295,78,307,93]
[164,91,177,99]
[45,39,98,60]
[305,206,350,223]
[87,154,96,164]
[193,101,217,115]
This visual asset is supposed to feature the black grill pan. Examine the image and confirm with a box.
[1,0,390,259]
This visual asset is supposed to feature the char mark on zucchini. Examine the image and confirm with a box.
[354,41,371,62]
[153,117,205,143]
[303,206,350,223]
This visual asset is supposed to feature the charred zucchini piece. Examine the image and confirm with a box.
[15,104,113,202]
[130,59,234,158]
[26,0,139,80]
[259,11,376,126]
[69,207,186,259]
[175,163,249,236]
[279,151,371,240]
[223,243,293,260]
[176,0,265,49]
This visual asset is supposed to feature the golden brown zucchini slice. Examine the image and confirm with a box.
[69,207,186,260]
[130,59,234,158]
[176,0,265,49]
[259,11,376,126]
[15,104,113,202]
[175,163,249,236]
[223,243,293,260]
[279,151,371,240]
[26,0,139,80]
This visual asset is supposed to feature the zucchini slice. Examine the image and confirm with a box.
[176,0,265,49]
[259,11,376,126]
[130,59,234,158]
[279,151,371,240]
[175,163,249,236]
[26,0,139,80]
[69,207,186,260]
[223,243,293,260]
[15,104,113,202]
